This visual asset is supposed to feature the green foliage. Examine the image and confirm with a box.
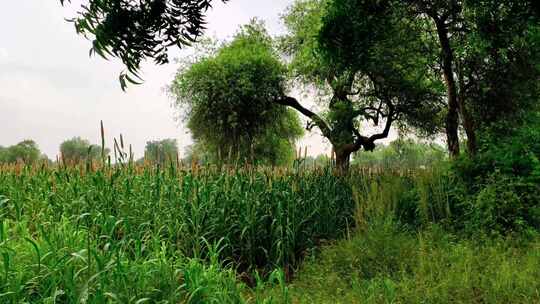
[271,222,540,303]
[0,164,355,300]
[471,173,540,234]
[0,146,7,163]
[353,139,447,169]
[143,139,179,165]
[459,0,540,129]
[318,0,444,134]
[172,21,303,166]
[0,140,42,164]
[281,0,443,162]
[350,168,453,230]
[451,114,540,234]
[280,0,329,87]
[1,155,538,302]
[60,137,108,163]
[60,0,229,89]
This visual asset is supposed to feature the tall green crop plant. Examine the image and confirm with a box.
[0,162,358,302]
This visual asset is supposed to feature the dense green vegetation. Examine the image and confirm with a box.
[1,160,539,302]
[171,22,304,166]
[0,162,353,302]
[142,139,180,165]
[0,140,47,165]
[268,222,540,303]
[352,139,447,169]
[2,0,536,302]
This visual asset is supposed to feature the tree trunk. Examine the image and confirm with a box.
[434,18,461,159]
[458,95,477,157]
[457,62,478,156]
[335,148,351,173]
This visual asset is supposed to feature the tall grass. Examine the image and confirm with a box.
[270,221,540,303]
[3,155,530,303]
[0,162,353,302]
[349,167,452,230]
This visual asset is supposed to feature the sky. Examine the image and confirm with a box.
[0,0,391,160]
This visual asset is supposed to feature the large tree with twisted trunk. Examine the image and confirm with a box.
[279,0,443,170]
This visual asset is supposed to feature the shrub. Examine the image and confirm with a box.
[452,113,540,234]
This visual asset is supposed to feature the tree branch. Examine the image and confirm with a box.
[276,96,332,138]
[369,100,395,142]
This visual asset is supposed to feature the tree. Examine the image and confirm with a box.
[0,140,42,164]
[171,21,304,166]
[279,0,443,170]
[59,0,228,89]
[404,0,540,157]
[458,0,540,131]
[144,139,179,165]
[0,146,7,163]
[352,139,447,168]
[60,137,107,163]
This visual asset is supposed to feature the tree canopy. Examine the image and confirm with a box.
[0,140,43,164]
[171,21,304,166]
[278,0,443,169]
[399,0,540,157]
[58,0,540,171]
[60,137,109,163]
[143,139,179,165]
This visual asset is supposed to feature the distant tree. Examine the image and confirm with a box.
[144,139,179,165]
[0,146,8,163]
[39,154,52,165]
[1,140,42,164]
[59,0,228,89]
[180,143,210,166]
[353,139,447,168]
[60,137,107,163]
[302,154,332,168]
[171,21,304,166]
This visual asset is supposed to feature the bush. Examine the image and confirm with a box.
[274,223,540,304]
[451,113,540,235]
[469,173,540,234]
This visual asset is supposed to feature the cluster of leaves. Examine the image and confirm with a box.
[171,21,304,166]
[458,0,540,129]
[60,0,228,89]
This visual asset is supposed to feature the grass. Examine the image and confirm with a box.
[268,221,540,303]
[0,163,352,302]
[0,162,538,303]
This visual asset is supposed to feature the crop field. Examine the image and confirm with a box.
[0,162,357,302]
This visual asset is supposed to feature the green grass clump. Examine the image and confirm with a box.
[273,221,540,303]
